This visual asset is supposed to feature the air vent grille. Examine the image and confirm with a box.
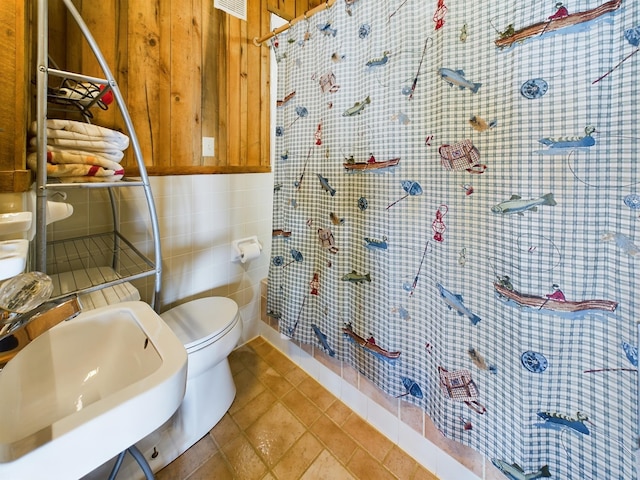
[214,0,247,21]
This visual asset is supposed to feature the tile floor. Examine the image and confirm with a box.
[156,337,439,480]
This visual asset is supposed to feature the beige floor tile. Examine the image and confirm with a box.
[285,365,311,386]
[210,413,242,448]
[347,448,397,480]
[282,388,323,427]
[342,414,394,460]
[311,415,358,465]
[155,435,216,480]
[249,337,266,348]
[324,400,353,426]
[229,369,267,414]
[159,337,445,480]
[297,377,336,411]
[259,366,295,397]
[186,451,235,480]
[383,445,419,480]
[272,432,323,480]
[263,348,298,376]
[233,344,272,376]
[300,450,356,480]
[232,388,278,430]
[249,338,274,358]
[221,434,268,480]
[229,351,247,375]
[245,402,307,467]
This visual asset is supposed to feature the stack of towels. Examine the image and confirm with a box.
[28,119,129,182]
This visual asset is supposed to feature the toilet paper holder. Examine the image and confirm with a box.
[232,236,263,263]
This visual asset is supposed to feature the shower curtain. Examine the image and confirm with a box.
[267,1,638,478]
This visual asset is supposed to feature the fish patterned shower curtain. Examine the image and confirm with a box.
[267,1,639,478]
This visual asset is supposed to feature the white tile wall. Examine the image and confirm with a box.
[44,172,274,345]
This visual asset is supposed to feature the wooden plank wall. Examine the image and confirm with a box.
[0,0,322,184]
[0,1,30,192]
[57,0,326,175]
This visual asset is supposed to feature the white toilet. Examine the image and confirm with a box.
[159,296,243,447]
[84,296,243,480]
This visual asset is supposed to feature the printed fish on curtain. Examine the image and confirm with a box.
[267,1,639,478]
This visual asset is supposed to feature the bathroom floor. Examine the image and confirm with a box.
[155,337,438,480]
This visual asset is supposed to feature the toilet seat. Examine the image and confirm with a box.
[160,297,240,352]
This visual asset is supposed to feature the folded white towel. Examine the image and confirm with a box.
[43,144,124,163]
[29,119,129,150]
[27,153,124,178]
[28,148,123,171]
[29,135,125,155]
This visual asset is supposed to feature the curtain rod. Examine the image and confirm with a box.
[253,0,337,46]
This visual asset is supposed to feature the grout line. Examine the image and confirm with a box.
[240,339,431,480]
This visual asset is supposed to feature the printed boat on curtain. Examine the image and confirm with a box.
[342,323,401,361]
[494,0,622,49]
[490,460,551,480]
[494,282,618,315]
[536,411,590,435]
[343,156,400,171]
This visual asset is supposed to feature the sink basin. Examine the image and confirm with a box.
[0,301,187,480]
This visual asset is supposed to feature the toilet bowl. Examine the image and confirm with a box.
[159,296,243,446]
[83,297,243,480]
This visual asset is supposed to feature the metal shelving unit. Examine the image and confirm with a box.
[35,0,162,310]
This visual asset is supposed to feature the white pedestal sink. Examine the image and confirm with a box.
[0,301,187,480]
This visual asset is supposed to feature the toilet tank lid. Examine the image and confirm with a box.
[160,297,239,347]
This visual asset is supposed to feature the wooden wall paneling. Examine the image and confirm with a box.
[259,0,271,167]
[114,0,129,157]
[0,0,30,192]
[225,15,241,166]
[123,0,165,171]
[246,0,264,167]
[239,17,249,167]
[48,0,68,82]
[52,0,275,175]
[157,0,173,168]
[78,0,120,129]
[201,0,219,166]
[268,0,296,20]
[190,0,204,166]
[169,0,198,166]
[0,2,21,167]
[215,10,228,168]
[295,0,309,18]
